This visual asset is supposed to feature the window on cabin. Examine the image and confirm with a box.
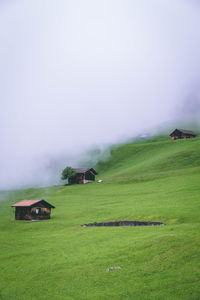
[35,208,41,214]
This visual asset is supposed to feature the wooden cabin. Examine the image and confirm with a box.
[170,129,196,140]
[12,199,55,220]
[70,168,98,184]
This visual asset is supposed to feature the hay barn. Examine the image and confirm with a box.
[170,129,196,140]
[12,199,55,220]
[70,168,98,184]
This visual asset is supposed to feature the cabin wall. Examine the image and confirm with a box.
[76,171,95,184]
[15,205,51,220]
[85,171,95,181]
[31,205,51,219]
[76,174,85,184]
[181,134,194,139]
[171,131,195,140]
[15,207,20,220]
[15,207,31,220]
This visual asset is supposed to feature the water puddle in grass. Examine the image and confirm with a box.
[81,221,165,227]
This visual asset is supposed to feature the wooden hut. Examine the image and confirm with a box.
[70,168,98,184]
[12,199,55,220]
[170,129,196,140]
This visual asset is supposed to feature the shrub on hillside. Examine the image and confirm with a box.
[61,166,76,183]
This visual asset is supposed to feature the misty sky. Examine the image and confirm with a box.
[0,0,200,190]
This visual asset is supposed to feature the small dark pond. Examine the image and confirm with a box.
[81,221,165,227]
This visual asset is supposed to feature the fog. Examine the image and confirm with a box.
[0,0,200,190]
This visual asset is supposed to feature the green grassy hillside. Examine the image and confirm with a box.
[0,136,200,300]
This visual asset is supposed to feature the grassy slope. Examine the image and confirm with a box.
[0,137,200,300]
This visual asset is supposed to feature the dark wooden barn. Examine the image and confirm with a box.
[12,199,55,220]
[170,129,196,140]
[70,168,98,184]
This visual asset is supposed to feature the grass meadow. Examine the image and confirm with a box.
[0,136,200,299]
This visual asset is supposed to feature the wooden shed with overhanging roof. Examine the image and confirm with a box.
[70,168,98,184]
[170,129,196,140]
[12,199,55,220]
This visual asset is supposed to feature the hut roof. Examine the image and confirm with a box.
[178,129,196,135]
[12,199,55,208]
[73,168,98,175]
[170,129,196,136]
